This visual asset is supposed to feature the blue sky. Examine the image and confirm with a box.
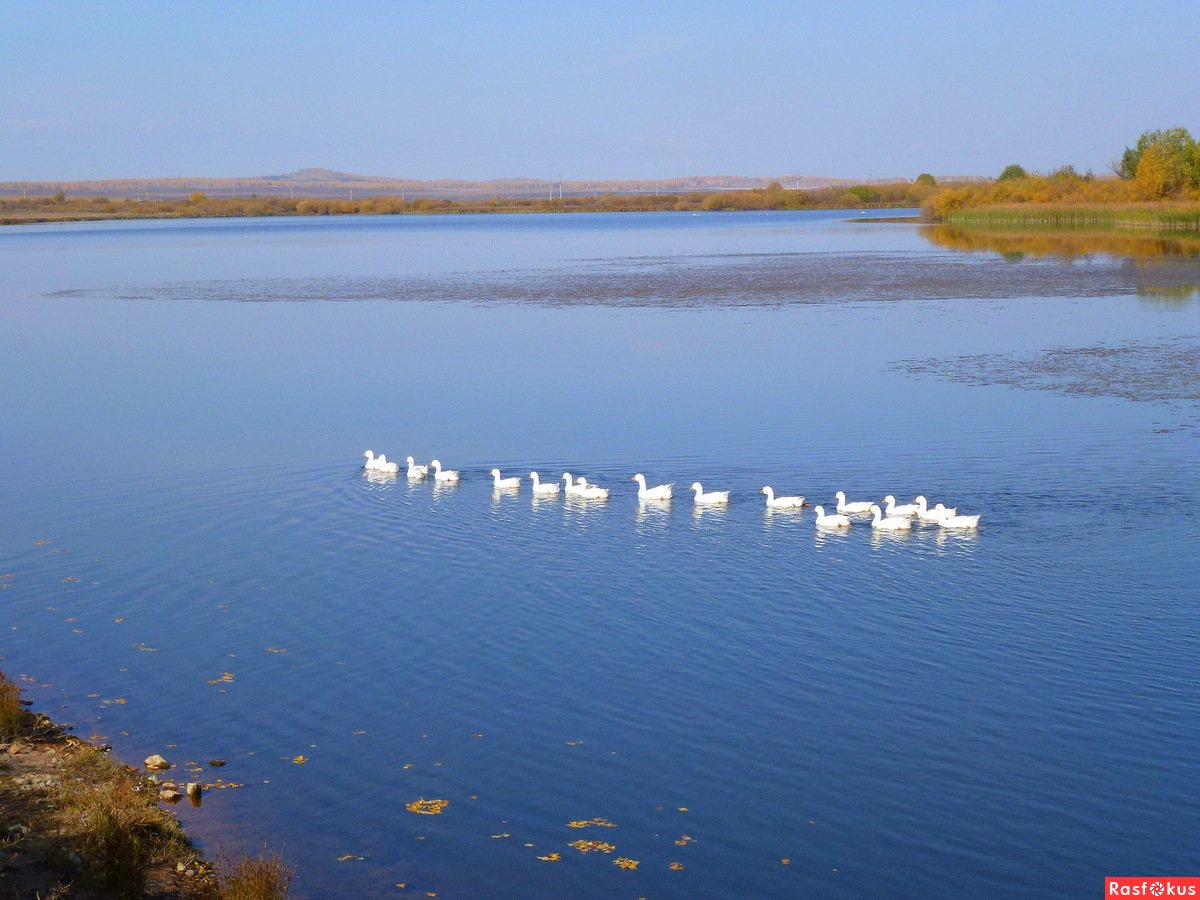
[2,0,1197,181]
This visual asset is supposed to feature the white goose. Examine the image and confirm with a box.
[914,495,955,522]
[631,473,673,501]
[529,471,561,496]
[574,477,610,500]
[870,503,913,530]
[490,468,521,489]
[835,490,874,515]
[406,456,429,480]
[883,495,920,517]
[813,505,851,528]
[690,482,730,505]
[561,473,587,496]
[429,459,460,483]
[363,450,399,474]
[939,510,981,529]
[761,486,805,509]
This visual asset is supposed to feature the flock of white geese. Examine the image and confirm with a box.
[362,450,983,529]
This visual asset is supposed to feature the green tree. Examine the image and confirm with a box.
[997,164,1027,181]
[1119,127,1196,181]
[914,173,937,186]
[848,185,873,203]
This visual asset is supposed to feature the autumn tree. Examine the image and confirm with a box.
[1118,127,1197,182]
[997,164,1027,181]
[1134,142,1188,199]
[915,173,936,186]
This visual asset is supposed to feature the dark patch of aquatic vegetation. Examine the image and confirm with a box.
[895,336,1200,405]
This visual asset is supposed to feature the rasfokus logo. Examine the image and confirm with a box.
[1106,878,1200,897]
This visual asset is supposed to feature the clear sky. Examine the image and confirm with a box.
[2,0,1197,182]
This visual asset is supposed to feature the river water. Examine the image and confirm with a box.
[1,210,1197,898]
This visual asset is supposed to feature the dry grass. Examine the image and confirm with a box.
[217,849,295,900]
[58,752,193,898]
[0,672,22,739]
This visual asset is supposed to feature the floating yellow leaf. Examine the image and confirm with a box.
[536,852,561,861]
[405,798,449,815]
[614,857,639,870]
[568,840,616,854]
[292,755,308,765]
[670,862,685,871]
[781,858,791,865]
[678,806,689,811]
[336,854,363,862]
[490,833,511,839]
[114,617,124,623]
[395,883,405,889]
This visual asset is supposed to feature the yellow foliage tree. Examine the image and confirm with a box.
[1134,143,1187,199]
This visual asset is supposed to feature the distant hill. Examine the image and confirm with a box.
[267,168,398,183]
[0,170,986,201]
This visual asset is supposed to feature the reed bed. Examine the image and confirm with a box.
[942,203,1200,230]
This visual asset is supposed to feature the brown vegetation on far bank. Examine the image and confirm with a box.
[0,179,936,226]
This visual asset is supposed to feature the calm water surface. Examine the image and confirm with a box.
[2,211,1198,898]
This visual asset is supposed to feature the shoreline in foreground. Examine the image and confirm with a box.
[0,670,292,898]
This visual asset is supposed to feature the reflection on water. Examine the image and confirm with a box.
[362,469,399,487]
[921,224,1200,259]
[1139,283,1200,306]
[921,225,1200,302]
[633,498,672,531]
